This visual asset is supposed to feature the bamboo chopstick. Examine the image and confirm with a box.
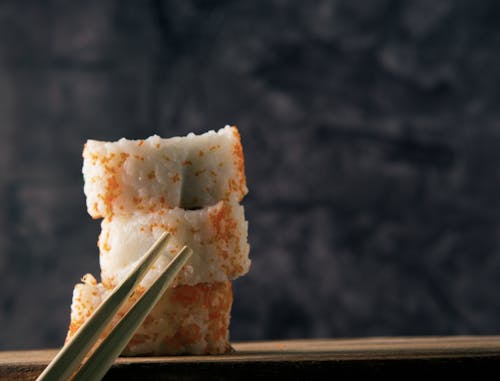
[36,232,173,381]
[71,246,193,381]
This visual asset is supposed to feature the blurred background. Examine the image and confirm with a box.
[2,0,500,350]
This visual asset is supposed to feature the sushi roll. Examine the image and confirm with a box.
[83,126,247,218]
[68,126,250,356]
[99,201,250,289]
[66,274,233,355]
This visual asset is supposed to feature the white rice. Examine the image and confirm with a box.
[83,126,247,218]
[66,275,233,355]
[99,201,250,289]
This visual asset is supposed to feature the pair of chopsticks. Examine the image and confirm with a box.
[36,232,192,381]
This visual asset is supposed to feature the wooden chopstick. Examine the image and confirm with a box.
[71,246,193,381]
[36,232,173,381]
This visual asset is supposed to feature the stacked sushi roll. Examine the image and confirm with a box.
[66,126,250,355]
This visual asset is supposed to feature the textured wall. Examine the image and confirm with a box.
[2,0,500,350]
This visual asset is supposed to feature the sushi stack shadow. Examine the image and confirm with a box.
[66,126,250,355]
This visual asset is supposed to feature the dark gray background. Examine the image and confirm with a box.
[2,0,500,350]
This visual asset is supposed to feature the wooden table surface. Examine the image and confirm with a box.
[2,337,500,379]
